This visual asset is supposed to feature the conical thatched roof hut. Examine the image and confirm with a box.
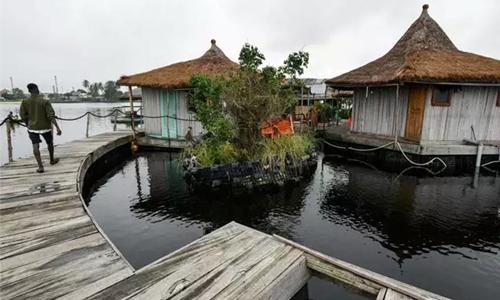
[326,4,500,87]
[323,5,500,147]
[118,39,238,88]
[119,40,238,141]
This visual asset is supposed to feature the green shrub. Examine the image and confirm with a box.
[181,139,248,166]
[254,134,316,168]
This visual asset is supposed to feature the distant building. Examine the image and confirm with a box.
[284,78,353,119]
[119,88,142,100]
[1,89,10,95]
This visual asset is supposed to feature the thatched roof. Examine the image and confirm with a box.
[117,39,239,88]
[326,4,500,87]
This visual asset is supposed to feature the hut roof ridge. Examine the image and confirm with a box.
[118,39,238,88]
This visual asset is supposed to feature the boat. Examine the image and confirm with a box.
[110,106,143,124]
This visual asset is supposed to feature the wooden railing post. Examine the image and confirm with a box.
[113,111,117,131]
[85,113,90,138]
[128,86,136,139]
[6,119,13,162]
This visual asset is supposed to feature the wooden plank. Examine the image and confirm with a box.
[0,217,94,259]
[274,234,451,300]
[307,255,380,296]
[131,231,273,300]
[1,244,132,300]
[385,289,414,300]
[0,190,77,209]
[0,168,78,180]
[377,288,388,300]
[0,182,76,200]
[88,223,256,299]
[1,232,105,271]
[0,207,86,237]
[0,198,82,222]
[217,246,304,300]
[253,255,312,300]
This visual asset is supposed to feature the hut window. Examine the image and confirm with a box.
[431,86,451,106]
[187,92,196,113]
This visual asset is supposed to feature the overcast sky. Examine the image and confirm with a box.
[1,0,499,93]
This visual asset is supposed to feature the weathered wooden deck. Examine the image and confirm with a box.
[0,131,451,300]
[0,131,135,300]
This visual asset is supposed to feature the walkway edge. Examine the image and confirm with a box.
[76,134,136,271]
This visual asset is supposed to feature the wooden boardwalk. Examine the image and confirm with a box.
[0,132,451,300]
[0,131,135,300]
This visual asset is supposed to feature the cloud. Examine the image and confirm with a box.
[1,0,499,92]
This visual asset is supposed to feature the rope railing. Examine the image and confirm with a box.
[1,107,207,162]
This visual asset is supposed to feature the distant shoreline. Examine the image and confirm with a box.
[0,101,136,104]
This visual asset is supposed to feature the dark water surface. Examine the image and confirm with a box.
[88,152,500,300]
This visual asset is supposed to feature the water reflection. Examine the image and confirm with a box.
[320,157,500,264]
[129,152,309,238]
[88,152,500,300]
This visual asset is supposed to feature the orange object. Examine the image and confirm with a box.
[261,116,294,138]
[347,116,352,124]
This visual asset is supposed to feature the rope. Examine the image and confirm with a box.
[0,116,27,127]
[322,139,447,169]
[54,109,195,122]
[481,146,500,167]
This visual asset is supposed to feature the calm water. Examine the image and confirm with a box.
[0,102,131,165]
[88,152,500,300]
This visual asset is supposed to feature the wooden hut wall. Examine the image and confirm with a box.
[141,87,162,135]
[176,91,204,139]
[421,86,500,141]
[351,86,409,137]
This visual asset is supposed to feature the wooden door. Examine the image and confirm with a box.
[160,89,178,139]
[404,86,427,141]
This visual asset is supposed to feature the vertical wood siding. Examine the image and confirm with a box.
[352,86,408,137]
[176,91,204,139]
[421,86,500,141]
[142,87,161,135]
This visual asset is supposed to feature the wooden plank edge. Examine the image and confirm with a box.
[75,135,135,272]
[254,255,312,300]
[308,256,380,296]
[377,288,388,300]
[273,234,451,300]
[134,221,245,273]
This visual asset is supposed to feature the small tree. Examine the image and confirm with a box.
[103,81,119,101]
[82,79,90,91]
[12,88,25,99]
[189,43,309,150]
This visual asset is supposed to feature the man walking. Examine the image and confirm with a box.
[20,83,62,173]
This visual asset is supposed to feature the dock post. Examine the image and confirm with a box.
[6,119,13,162]
[85,113,90,138]
[128,86,136,140]
[475,143,484,167]
[113,111,117,131]
[475,143,484,174]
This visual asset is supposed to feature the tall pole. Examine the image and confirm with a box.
[54,76,59,100]
[10,77,14,93]
[6,120,13,162]
[166,90,171,149]
[128,86,136,139]
[394,84,400,144]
